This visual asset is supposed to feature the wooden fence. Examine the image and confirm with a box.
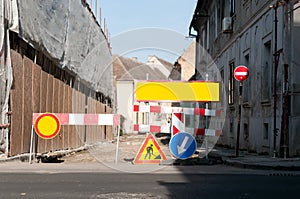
[9,50,113,156]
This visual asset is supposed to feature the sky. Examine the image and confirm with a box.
[90,0,198,63]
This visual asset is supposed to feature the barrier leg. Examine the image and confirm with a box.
[29,124,34,164]
[115,125,120,164]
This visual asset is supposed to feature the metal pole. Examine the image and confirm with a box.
[115,125,120,164]
[29,124,34,164]
[283,64,288,159]
[146,73,149,134]
[205,74,209,159]
[236,82,243,157]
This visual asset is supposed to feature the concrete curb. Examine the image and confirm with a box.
[223,159,300,171]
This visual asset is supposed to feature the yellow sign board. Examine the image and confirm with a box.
[133,134,167,164]
[135,81,219,102]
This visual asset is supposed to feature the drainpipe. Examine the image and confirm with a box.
[272,1,280,157]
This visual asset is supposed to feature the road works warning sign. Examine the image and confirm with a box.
[133,134,167,164]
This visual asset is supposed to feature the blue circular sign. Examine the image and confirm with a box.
[169,132,197,159]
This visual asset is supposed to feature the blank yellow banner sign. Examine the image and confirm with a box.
[135,81,220,102]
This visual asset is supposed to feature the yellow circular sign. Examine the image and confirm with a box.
[34,113,61,139]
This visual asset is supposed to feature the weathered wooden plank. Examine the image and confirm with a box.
[95,101,102,142]
[91,99,97,144]
[45,74,54,152]
[63,84,69,149]
[68,87,75,149]
[106,106,113,141]
[78,92,85,147]
[9,50,24,156]
[37,71,48,153]
[32,63,41,154]
[51,78,60,151]
[22,57,33,153]
[57,79,64,150]
[86,97,93,144]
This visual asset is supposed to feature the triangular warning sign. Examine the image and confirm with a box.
[133,134,167,164]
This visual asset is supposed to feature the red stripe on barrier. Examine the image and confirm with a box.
[150,125,161,132]
[133,105,139,112]
[134,124,139,131]
[195,128,205,136]
[173,126,180,135]
[84,114,99,125]
[56,114,69,125]
[173,113,184,122]
[113,114,120,125]
[194,108,205,116]
[215,130,222,136]
[150,106,161,113]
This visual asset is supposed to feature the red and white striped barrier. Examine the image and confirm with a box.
[133,124,221,136]
[172,113,185,136]
[133,124,161,133]
[193,128,222,137]
[133,105,221,116]
[32,113,120,126]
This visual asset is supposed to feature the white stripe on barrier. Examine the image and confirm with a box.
[98,114,113,125]
[134,105,221,116]
[136,124,150,132]
[139,105,150,113]
[205,129,219,136]
[69,114,84,125]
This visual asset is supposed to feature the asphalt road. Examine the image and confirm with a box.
[0,164,299,199]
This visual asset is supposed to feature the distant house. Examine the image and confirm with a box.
[169,42,196,81]
[113,55,173,134]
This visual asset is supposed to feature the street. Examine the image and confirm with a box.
[0,163,299,199]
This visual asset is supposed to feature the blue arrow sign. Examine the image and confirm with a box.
[169,132,197,159]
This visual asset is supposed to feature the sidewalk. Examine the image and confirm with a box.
[208,146,300,171]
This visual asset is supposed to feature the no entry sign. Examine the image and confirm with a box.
[234,65,249,81]
[34,113,61,139]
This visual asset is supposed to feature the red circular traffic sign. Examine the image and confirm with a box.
[34,113,61,139]
[234,65,249,81]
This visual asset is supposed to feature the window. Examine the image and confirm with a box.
[215,6,218,38]
[244,123,249,138]
[228,61,235,105]
[220,68,224,107]
[262,41,272,102]
[230,122,234,134]
[263,123,269,140]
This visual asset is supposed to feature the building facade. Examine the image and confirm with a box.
[190,0,300,157]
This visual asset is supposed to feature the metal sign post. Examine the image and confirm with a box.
[236,82,243,157]
[234,65,249,157]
